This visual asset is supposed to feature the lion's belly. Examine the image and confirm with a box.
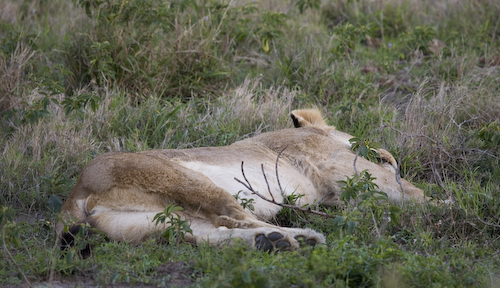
[176,159,318,219]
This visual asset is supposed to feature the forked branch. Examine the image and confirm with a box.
[234,146,333,218]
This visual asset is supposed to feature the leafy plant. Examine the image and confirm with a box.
[153,204,192,245]
[61,91,102,115]
[400,25,437,56]
[329,23,373,62]
[234,191,255,211]
[330,210,363,235]
[0,206,20,248]
[339,170,381,204]
[0,206,30,286]
[283,191,305,205]
[197,243,270,287]
[257,11,287,53]
[20,98,53,124]
[349,137,381,163]
[476,122,500,148]
[295,0,321,14]
[68,0,289,96]
[275,192,306,227]
[334,171,400,236]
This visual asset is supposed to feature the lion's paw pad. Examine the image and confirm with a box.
[255,232,290,252]
[255,234,274,252]
[268,232,283,241]
[294,235,318,247]
[276,240,290,250]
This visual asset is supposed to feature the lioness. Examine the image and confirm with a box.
[56,109,424,253]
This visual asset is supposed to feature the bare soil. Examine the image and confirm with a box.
[18,261,196,288]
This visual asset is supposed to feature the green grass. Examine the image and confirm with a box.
[1,0,500,286]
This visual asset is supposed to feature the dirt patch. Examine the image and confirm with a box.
[28,260,196,288]
[154,260,196,287]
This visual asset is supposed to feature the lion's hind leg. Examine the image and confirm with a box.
[189,217,325,252]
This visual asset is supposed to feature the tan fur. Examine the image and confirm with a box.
[290,109,333,129]
[56,109,425,251]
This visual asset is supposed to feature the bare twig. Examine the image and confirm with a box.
[370,208,381,239]
[316,191,335,211]
[396,138,406,203]
[476,217,500,229]
[260,164,275,202]
[468,148,500,160]
[431,156,451,199]
[353,137,364,176]
[234,162,333,218]
[238,161,254,192]
[275,145,288,196]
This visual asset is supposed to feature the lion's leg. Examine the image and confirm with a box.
[70,206,324,252]
[188,217,325,251]
[58,152,313,249]
[78,153,273,231]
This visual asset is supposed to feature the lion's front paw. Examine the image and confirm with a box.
[255,232,294,252]
[293,235,319,247]
[253,229,322,252]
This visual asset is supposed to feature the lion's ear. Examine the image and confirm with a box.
[291,109,331,128]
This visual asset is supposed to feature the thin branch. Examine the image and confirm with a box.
[476,217,500,229]
[261,164,275,202]
[353,137,364,176]
[275,145,288,196]
[396,138,406,203]
[468,148,500,160]
[239,161,254,191]
[431,156,451,200]
[316,191,335,211]
[370,208,381,239]
[234,162,333,218]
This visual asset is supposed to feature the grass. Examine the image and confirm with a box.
[1,0,500,286]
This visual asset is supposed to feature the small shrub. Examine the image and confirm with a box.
[234,191,255,211]
[153,204,193,245]
[476,122,500,148]
[400,25,437,56]
[295,0,321,14]
[335,171,400,237]
[329,23,373,62]
[275,192,306,227]
[349,137,381,164]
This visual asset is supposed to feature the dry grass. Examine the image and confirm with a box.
[0,78,299,208]
[382,62,500,184]
[0,43,36,112]
[201,78,297,131]
[1,1,500,286]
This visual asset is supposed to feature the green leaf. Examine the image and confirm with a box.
[360,145,368,158]
[262,37,270,52]
[242,270,251,283]
[492,134,500,146]
[65,250,74,266]
[347,221,356,234]
[48,194,63,213]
